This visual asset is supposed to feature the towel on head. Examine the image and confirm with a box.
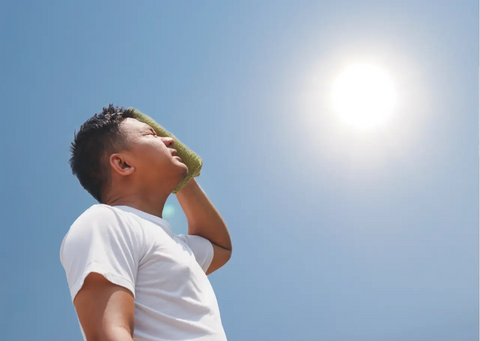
[130,108,203,194]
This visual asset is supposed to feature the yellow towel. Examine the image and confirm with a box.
[130,108,203,194]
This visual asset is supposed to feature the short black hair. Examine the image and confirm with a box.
[69,104,136,203]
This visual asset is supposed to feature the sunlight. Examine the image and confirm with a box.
[332,63,397,130]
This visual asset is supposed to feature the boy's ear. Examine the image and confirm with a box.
[109,153,135,176]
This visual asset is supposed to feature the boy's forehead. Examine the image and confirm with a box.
[122,118,152,133]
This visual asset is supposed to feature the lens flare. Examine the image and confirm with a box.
[163,204,176,219]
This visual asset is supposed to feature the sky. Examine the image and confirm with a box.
[1,1,478,340]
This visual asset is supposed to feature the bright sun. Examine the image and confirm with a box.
[332,63,396,129]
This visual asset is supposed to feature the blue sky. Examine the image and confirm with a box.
[1,1,478,340]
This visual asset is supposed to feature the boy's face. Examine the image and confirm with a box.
[116,118,188,190]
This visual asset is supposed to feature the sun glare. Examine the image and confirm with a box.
[332,63,396,129]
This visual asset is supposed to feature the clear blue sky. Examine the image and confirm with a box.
[1,1,478,340]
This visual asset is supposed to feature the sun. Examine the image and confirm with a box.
[332,63,396,129]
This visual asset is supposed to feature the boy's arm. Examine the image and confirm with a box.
[74,273,135,341]
[176,179,232,274]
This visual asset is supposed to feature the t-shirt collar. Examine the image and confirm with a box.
[112,205,173,235]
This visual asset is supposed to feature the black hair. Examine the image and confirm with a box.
[69,104,136,203]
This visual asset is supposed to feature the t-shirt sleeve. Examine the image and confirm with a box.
[60,205,142,302]
[176,234,214,273]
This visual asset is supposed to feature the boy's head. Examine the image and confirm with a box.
[69,104,188,203]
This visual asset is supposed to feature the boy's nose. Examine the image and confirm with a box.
[163,137,175,147]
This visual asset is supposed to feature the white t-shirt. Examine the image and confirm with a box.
[60,204,227,341]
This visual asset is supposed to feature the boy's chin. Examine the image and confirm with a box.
[178,164,189,178]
